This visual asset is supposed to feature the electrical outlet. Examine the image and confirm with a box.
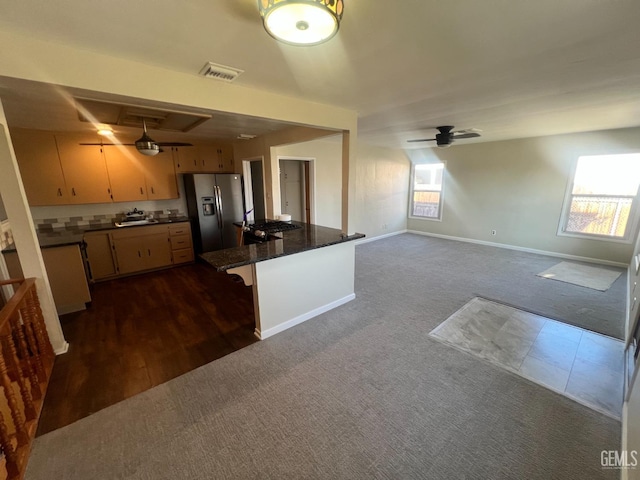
[491,230,497,236]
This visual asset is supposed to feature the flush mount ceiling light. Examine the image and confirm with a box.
[258,0,344,46]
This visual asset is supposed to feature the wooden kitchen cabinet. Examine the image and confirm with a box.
[3,244,91,314]
[143,152,179,200]
[84,231,118,281]
[111,225,173,275]
[10,128,70,205]
[172,146,200,173]
[169,222,194,264]
[103,145,148,202]
[197,144,235,172]
[55,135,113,204]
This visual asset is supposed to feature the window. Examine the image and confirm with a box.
[410,163,444,220]
[560,154,640,241]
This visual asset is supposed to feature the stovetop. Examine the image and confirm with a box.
[248,220,302,234]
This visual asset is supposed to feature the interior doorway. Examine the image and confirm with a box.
[279,159,312,222]
[242,158,266,222]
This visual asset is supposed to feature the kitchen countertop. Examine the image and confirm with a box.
[200,221,365,272]
[1,217,190,253]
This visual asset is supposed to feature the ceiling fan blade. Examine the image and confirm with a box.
[407,138,436,143]
[79,143,136,146]
[156,142,193,147]
[451,132,481,139]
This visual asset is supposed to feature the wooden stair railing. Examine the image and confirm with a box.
[0,279,55,480]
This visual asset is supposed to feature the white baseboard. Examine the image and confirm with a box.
[355,230,407,246]
[407,230,628,268]
[255,293,356,340]
[54,341,69,355]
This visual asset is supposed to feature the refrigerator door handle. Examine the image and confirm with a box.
[215,185,224,230]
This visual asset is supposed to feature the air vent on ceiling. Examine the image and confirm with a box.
[199,62,244,83]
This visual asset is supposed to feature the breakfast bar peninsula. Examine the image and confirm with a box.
[200,221,364,339]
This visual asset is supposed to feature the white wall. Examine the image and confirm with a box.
[273,138,410,236]
[407,127,640,264]
[354,143,410,238]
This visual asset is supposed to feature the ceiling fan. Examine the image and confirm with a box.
[407,126,481,148]
[80,118,193,156]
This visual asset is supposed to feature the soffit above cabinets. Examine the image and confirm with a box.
[75,98,211,132]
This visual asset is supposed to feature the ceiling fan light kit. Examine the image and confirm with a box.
[134,118,160,156]
[258,0,344,46]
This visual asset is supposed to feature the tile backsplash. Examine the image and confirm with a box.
[34,209,184,232]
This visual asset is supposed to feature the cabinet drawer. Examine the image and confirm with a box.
[169,224,191,236]
[172,248,194,265]
[170,234,191,250]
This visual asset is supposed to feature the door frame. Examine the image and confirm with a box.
[277,156,315,224]
[242,156,266,223]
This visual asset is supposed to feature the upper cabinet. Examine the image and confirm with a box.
[103,145,149,202]
[172,146,200,174]
[10,129,70,206]
[103,146,179,202]
[55,135,112,204]
[10,129,235,206]
[144,151,179,200]
[197,144,235,173]
[173,144,235,173]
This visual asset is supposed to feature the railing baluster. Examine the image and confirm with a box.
[0,278,55,479]
[8,313,40,402]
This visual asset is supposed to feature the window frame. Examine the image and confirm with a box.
[557,154,640,244]
[408,162,445,222]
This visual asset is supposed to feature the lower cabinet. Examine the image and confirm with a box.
[84,222,194,281]
[2,244,91,315]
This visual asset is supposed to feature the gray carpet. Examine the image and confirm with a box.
[26,234,623,479]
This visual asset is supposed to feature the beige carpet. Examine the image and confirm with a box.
[536,261,622,291]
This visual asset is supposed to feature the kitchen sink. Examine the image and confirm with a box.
[114,219,159,227]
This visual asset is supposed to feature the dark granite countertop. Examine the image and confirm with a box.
[2,217,190,253]
[200,221,365,272]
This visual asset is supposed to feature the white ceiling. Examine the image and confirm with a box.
[0,0,639,149]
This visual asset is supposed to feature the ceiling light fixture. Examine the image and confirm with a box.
[258,0,344,46]
[97,127,114,136]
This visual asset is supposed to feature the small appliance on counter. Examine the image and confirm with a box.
[114,208,159,227]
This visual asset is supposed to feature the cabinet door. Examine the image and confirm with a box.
[144,233,173,270]
[112,236,147,274]
[42,245,91,311]
[84,232,117,280]
[173,146,200,173]
[10,129,69,205]
[219,144,235,173]
[197,144,223,173]
[144,152,179,200]
[104,146,148,202]
[55,135,112,204]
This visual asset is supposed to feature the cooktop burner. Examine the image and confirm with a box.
[248,220,301,234]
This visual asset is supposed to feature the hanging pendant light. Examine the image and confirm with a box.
[258,0,344,46]
[134,118,160,156]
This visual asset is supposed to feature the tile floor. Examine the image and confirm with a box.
[430,297,624,418]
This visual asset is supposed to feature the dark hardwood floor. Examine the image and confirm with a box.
[36,262,257,436]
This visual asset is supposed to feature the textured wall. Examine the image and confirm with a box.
[407,127,640,264]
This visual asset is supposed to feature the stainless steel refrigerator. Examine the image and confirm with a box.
[183,174,245,253]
